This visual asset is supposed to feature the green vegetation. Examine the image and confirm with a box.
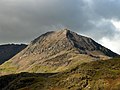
[1,58,120,90]
[0,61,18,75]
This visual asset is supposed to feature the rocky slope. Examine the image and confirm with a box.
[0,29,119,75]
[0,44,27,65]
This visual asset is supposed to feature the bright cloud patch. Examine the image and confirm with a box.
[99,37,120,54]
[111,20,120,31]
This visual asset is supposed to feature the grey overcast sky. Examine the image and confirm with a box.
[0,0,120,54]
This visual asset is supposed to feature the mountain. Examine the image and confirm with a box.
[0,44,27,65]
[0,29,119,75]
[0,29,120,90]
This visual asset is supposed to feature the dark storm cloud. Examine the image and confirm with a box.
[93,0,120,19]
[75,0,120,40]
[0,0,82,43]
[0,0,120,53]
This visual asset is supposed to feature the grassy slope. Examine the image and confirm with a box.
[0,49,94,75]
[1,58,120,90]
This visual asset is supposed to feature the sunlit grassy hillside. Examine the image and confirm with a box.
[1,58,120,90]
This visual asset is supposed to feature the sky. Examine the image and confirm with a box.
[0,0,120,54]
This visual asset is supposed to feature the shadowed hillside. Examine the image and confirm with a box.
[0,44,27,65]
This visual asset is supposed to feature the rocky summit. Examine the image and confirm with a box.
[0,29,119,75]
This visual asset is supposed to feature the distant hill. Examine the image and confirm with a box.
[0,44,27,65]
[0,29,119,75]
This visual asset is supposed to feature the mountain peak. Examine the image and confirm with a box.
[30,29,118,57]
[31,29,72,45]
[60,28,70,33]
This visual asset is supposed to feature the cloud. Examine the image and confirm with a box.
[0,0,120,54]
[0,0,82,43]
[99,34,120,54]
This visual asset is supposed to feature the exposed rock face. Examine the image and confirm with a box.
[0,29,119,75]
[0,44,27,65]
[22,29,118,58]
[65,30,118,57]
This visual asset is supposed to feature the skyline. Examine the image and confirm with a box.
[0,0,120,54]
